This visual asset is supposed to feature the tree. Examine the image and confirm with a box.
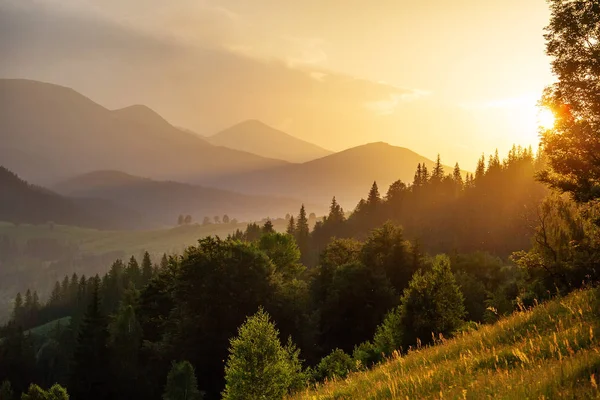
[184,215,192,225]
[295,206,310,264]
[141,251,153,285]
[431,154,444,183]
[453,163,463,188]
[313,349,355,382]
[222,309,304,400]
[399,255,466,347]
[475,155,486,180]
[177,215,184,226]
[258,233,304,279]
[327,197,345,225]
[21,384,69,400]
[286,216,295,236]
[202,217,211,226]
[372,306,404,359]
[69,279,111,400]
[163,361,202,400]
[12,293,23,324]
[263,220,275,234]
[366,181,381,208]
[214,216,221,224]
[0,381,14,400]
[539,0,600,203]
[223,215,230,224]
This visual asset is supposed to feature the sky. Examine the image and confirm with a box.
[0,0,554,168]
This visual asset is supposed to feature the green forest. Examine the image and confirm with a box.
[1,0,600,399]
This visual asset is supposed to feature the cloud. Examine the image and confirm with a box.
[365,90,431,115]
[459,94,538,110]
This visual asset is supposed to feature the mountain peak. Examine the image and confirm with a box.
[207,120,332,163]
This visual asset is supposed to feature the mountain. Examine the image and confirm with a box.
[0,79,287,185]
[209,142,457,208]
[207,120,332,163]
[54,171,312,227]
[0,166,137,229]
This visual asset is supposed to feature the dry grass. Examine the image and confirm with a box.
[292,289,600,399]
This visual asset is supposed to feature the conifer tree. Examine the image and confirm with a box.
[295,206,310,264]
[453,163,463,187]
[475,154,486,180]
[421,165,430,183]
[431,154,444,182]
[12,293,23,324]
[69,279,110,400]
[263,220,275,234]
[141,251,153,285]
[366,181,381,207]
[286,216,296,236]
[163,361,202,400]
[413,163,423,187]
[160,253,169,270]
[222,309,304,400]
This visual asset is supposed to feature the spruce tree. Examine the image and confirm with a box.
[295,206,310,264]
[222,309,304,400]
[453,163,463,187]
[286,216,296,236]
[475,154,486,180]
[69,280,110,400]
[431,154,444,182]
[413,163,423,187]
[141,251,153,285]
[163,361,202,400]
[263,220,275,234]
[366,181,381,207]
[12,293,23,324]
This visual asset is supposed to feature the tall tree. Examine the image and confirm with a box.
[453,163,464,188]
[366,181,381,208]
[69,279,110,400]
[222,309,304,400]
[295,206,310,264]
[539,0,600,202]
[286,216,296,236]
[431,154,444,182]
[141,251,153,285]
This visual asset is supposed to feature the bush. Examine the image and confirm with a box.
[313,349,356,382]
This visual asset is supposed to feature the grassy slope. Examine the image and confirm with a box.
[293,289,600,399]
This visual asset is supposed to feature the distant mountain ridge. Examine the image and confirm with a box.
[207,119,332,163]
[208,142,457,208]
[0,79,286,185]
[0,166,138,229]
[54,170,313,227]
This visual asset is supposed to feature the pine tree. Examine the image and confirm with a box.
[453,163,463,187]
[286,216,296,236]
[222,309,304,400]
[421,165,430,183]
[12,293,23,324]
[263,220,275,234]
[475,154,486,180]
[160,253,169,269]
[431,154,444,182]
[69,280,110,400]
[141,251,153,285]
[328,197,345,224]
[295,205,310,264]
[413,163,423,187]
[366,181,381,208]
[163,361,203,400]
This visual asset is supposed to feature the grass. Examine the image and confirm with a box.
[291,288,600,399]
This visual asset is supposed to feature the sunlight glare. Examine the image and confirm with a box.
[537,107,556,130]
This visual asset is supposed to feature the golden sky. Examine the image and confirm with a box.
[0,0,553,169]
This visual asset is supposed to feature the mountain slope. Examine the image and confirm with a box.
[0,166,137,229]
[0,79,286,185]
[293,288,600,399]
[210,142,456,208]
[54,170,310,226]
[207,119,332,163]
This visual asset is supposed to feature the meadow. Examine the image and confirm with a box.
[292,288,600,399]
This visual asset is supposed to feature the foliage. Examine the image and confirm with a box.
[312,349,356,382]
[539,0,600,202]
[399,255,466,347]
[21,384,69,400]
[222,309,305,400]
[163,361,202,400]
[0,381,14,400]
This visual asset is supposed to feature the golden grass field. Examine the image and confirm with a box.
[292,288,600,399]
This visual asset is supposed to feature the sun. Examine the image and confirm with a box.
[537,107,556,130]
